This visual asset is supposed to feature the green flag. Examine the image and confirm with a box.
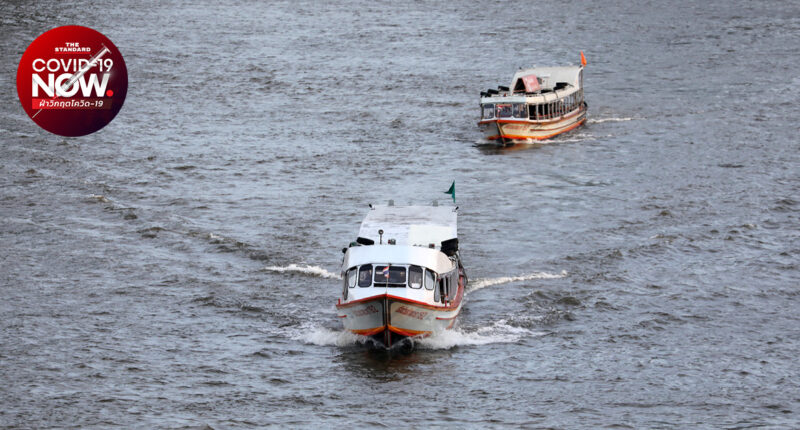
[444,181,455,203]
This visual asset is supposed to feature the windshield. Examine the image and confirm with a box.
[424,270,435,290]
[513,103,526,118]
[373,265,407,286]
[496,104,512,118]
[358,265,372,287]
[409,265,423,289]
[482,104,494,119]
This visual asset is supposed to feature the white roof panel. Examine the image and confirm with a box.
[343,245,455,274]
[358,205,457,248]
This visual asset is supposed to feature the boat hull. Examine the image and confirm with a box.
[479,106,586,143]
[337,295,460,347]
[336,274,465,348]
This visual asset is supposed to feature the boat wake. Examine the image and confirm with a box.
[291,324,366,347]
[415,320,547,349]
[262,264,341,279]
[291,319,547,350]
[468,270,567,293]
[587,117,636,124]
[546,132,598,143]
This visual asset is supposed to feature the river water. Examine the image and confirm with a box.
[1,0,799,428]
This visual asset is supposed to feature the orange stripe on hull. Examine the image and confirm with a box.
[348,325,432,338]
[388,325,431,337]
[351,327,385,336]
[336,289,464,311]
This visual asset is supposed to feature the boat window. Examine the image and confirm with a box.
[512,103,526,118]
[424,270,435,290]
[482,104,494,119]
[434,279,441,302]
[347,267,357,288]
[358,265,372,287]
[373,265,407,286]
[496,104,512,118]
[409,265,423,289]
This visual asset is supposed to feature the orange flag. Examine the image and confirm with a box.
[580,51,587,67]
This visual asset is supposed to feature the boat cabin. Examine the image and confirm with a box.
[340,204,461,305]
[480,65,585,122]
[342,259,459,305]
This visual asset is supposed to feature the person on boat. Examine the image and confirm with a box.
[497,104,511,118]
[512,103,525,118]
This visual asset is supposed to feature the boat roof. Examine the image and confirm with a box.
[343,244,455,274]
[511,65,582,88]
[479,65,583,104]
[358,204,457,248]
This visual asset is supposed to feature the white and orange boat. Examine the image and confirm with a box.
[335,203,467,348]
[478,52,588,144]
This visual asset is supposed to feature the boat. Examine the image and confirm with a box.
[335,202,467,348]
[478,52,588,144]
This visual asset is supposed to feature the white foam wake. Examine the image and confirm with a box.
[468,270,567,292]
[292,320,547,350]
[588,117,635,124]
[263,264,341,279]
[293,325,367,347]
[416,321,546,349]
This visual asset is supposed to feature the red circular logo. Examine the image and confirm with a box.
[16,26,128,137]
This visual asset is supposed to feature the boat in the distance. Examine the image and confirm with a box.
[335,202,467,348]
[478,52,588,144]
